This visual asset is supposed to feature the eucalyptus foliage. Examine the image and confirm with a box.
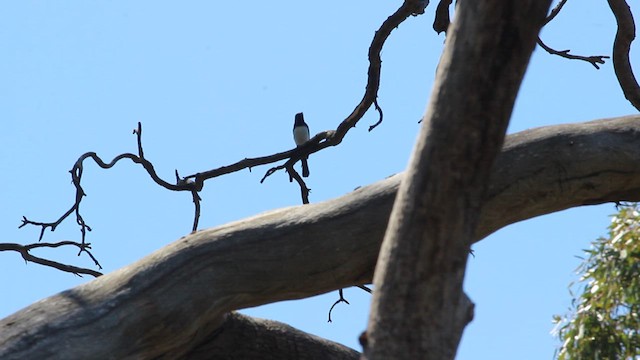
[554,204,640,359]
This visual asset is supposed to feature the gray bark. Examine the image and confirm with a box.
[184,312,360,360]
[1,115,640,359]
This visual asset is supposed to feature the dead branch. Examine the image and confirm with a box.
[537,37,609,69]
[608,0,640,111]
[538,0,611,69]
[328,289,350,323]
[9,1,426,275]
[19,123,202,238]
[544,0,569,25]
[13,122,202,275]
[187,0,429,190]
[16,122,201,272]
[0,242,102,277]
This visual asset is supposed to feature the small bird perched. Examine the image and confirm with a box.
[293,112,310,177]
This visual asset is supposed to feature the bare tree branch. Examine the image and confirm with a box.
[187,0,428,191]
[0,242,102,277]
[3,115,640,359]
[328,286,372,323]
[537,37,609,69]
[544,0,569,25]
[19,122,202,240]
[537,0,612,69]
[608,0,640,111]
[328,289,350,323]
[13,0,426,268]
[8,122,206,275]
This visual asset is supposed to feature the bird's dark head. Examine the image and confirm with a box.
[294,112,305,125]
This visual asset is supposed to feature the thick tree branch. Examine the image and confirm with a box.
[608,0,640,111]
[182,312,360,360]
[366,0,551,358]
[2,115,640,359]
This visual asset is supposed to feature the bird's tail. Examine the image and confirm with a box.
[301,157,310,177]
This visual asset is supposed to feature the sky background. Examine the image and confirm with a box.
[1,1,637,358]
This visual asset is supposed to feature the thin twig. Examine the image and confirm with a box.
[368,98,384,132]
[328,289,350,323]
[537,37,609,69]
[20,123,202,243]
[544,0,569,25]
[0,242,103,277]
[327,285,372,322]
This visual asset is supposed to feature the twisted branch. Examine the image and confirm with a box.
[14,122,201,275]
[187,0,428,192]
[9,0,426,275]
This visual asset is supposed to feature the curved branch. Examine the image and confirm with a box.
[188,0,427,190]
[367,98,384,132]
[16,1,427,254]
[19,123,201,244]
[332,0,425,141]
[3,115,640,359]
[608,0,640,111]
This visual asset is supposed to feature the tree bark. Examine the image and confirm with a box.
[184,312,360,360]
[1,115,640,358]
[364,0,552,358]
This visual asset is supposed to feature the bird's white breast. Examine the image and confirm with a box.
[293,126,310,146]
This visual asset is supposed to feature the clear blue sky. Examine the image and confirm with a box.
[1,1,637,358]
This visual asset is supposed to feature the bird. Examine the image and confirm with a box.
[293,112,310,177]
